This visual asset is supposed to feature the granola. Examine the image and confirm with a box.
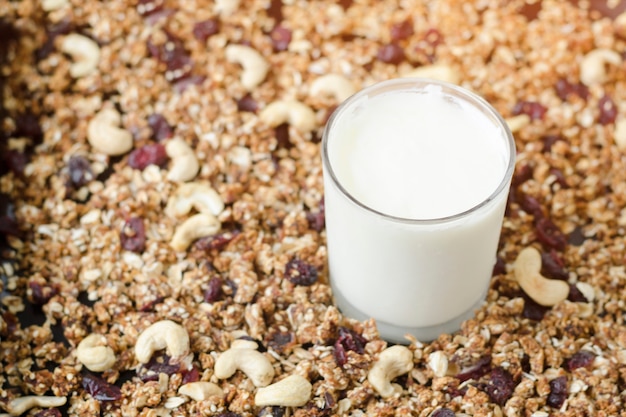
[1,0,626,416]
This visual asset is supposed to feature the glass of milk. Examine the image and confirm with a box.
[322,78,516,343]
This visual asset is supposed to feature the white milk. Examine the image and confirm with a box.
[322,80,515,342]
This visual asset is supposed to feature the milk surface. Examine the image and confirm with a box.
[330,85,508,219]
[323,82,514,342]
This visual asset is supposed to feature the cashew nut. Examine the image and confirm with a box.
[214,344,275,387]
[61,33,100,78]
[170,212,220,251]
[87,108,133,156]
[215,0,240,15]
[254,374,312,407]
[401,64,460,85]
[310,74,356,102]
[42,0,69,11]
[7,396,67,416]
[367,345,414,398]
[579,48,622,86]
[76,333,116,372]
[165,138,199,182]
[514,247,569,307]
[165,182,224,218]
[225,44,270,91]
[506,114,530,133]
[259,100,317,132]
[178,381,224,401]
[428,351,448,378]
[135,320,190,363]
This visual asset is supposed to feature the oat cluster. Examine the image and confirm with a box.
[1,0,626,416]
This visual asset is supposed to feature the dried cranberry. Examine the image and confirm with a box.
[139,355,181,381]
[14,112,43,143]
[4,150,28,176]
[34,410,62,417]
[512,164,534,188]
[376,43,405,64]
[195,230,239,252]
[237,94,259,113]
[566,350,595,371]
[193,18,220,42]
[267,331,294,352]
[482,367,515,406]
[540,250,568,280]
[181,365,200,384]
[535,217,567,251]
[36,18,73,60]
[555,78,589,101]
[147,31,192,78]
[284,257,318,286]
[518,0,542,20]
[390,19,414,41]
[512,100,547,120]
[82,372,122,401]
[546,375,568,408]
[522,294,549,321]
[144,8,176,25]
[549,168,568,189]
[147,113,173,141]
[541,134,564,153]
[173,74,206,93]
[337,0,353,9]
[598,94,617,125]
[306,210,325,232]
[455,355,492,382]
[128,143,168,170]
[431,408,455,417]
[333,326,367,366]
[120,217,146,253]
[270,25,292,51]
[137,0,164,16]
[68,155,94,187]
[204,276,224,303]
[29,281,58,305]
[519,194,544,219]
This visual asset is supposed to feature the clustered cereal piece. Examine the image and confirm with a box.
[1,0,626,416]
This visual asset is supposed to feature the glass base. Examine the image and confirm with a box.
[331,283,486,344]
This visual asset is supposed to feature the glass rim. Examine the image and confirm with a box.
[321,77,517,225]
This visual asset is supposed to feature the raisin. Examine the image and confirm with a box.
[598,94,617,125]
[549,167,568,189]
[522,294,549,321]
[275,123,291,149]
[566,350,595,371]
[68,155,94,187]
[546,375,567,408]
[204,276,224,303]
[127,143,168,170]
[512,100,547,120]
[568,284,588,302]
[237,94,259,113]
[82,372,122,401]
[147,113,173,141]
[284,257,318,286]
[270,25,292,51]
[120,217,146,253]
[376,43,405,64]
[431,408,456,417]
[482,367,516,406]
[540,250,568,280]
[519,194,544,219]
[193,18,220,42]
[390,19,414,41]
[568,227,586,246]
